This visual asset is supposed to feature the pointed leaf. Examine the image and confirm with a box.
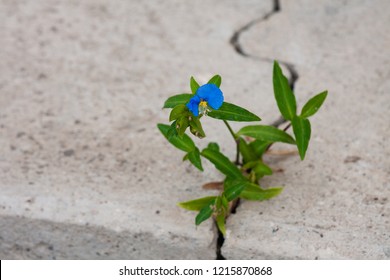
[215,196,222,209]
[176,116,189,137]
[249,139,270,157]
[190,77,200,94]
[241,160,259,170]
[167,121,178,139]
[242,160,273,178]
[188,148,203,171]
[207,142,220,152]
[178,196,217,211]
[195,203,214,225]
[157,123,195,152]
[240,183,283,201]
[208,102,261,122]
[237,125,295,144]
[201,147,244,179]
[239,138,257,164]
[221,195,229,210]
[169,104,189,121]
[216,213,226,236]
[253,161,273,177]
[223,177,235,188]
[207,75,222,88]
[163,94,193,108]
[292,116,311,160]
[300,91,328,118]
[189,117,205,138]
[273,61,296,120]
[223,179,248,201]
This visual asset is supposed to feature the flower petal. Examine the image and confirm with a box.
[196,84,224,110]
[186,95,201,116]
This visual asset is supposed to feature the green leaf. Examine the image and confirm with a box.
[237,125,295,144]
[300,91,328,118]
[201,147,244,179]
[221,195,229,210]
[243,160,273,178]
[292,116,311,160]
[249,139,270,157]
[239,138,257,164]
[189,117,205,138]
[207,142,220,152]
[216,213,226,236]
[167,121,178,139]
[241,161,258,170]
[190,77,200,94]
[223,179,248,201]
[163,94,193,108]
[223,177,235,188]
[169,104,188,121]
[188,148,203,171]
[208,102,261,122]
[273,61,297,120]
[215,196,222,209]
[240,183,283,201]
[253,161,273,177]
[176,116,189,137]
[178,196,217,211]
[195,203,214,225]
[207,75,222,88]
[157,123,195,152]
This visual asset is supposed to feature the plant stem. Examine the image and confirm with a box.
[223,120,240,165]
[223,120,236,140]
[282,122,292,132]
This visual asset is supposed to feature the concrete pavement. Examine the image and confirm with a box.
[0,0,389,259]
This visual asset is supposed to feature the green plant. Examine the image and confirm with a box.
[157,61,327,235]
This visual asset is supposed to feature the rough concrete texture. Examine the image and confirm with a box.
[0,0,389,259]
[0,0,274,259]
[223,0,390,259]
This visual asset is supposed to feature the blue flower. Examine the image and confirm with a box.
[186,84,224,117]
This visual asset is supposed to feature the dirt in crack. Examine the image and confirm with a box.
[216,226,226,260]
[215,198,240,259]
[216,0,299,260]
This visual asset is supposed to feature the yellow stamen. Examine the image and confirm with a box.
[199,101,208,108]
[198,100,210,115]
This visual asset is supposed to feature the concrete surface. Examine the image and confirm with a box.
[0,0,389,259]
[223,0,390,259]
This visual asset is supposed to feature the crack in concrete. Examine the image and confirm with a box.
[230,0,298,90]
[215,0,300,260]
[230,0,280,57]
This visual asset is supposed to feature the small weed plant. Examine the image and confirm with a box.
[158,61,328,235]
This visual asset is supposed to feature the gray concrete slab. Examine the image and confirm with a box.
[0,0,389,259]
[0,0,278,259]
[222,0,390,259]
